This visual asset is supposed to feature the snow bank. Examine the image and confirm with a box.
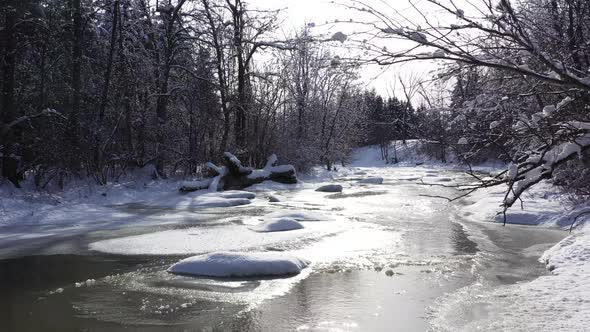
[452,178,590,330]
[168,252,309,277]
[357,177,384,184]
[457,182,568,227]
[542,231,590,273]
[315,184,343,192]
[249,217,304,232]
[471,229,590,331]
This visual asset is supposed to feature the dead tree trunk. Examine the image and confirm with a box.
[180,153,297,192]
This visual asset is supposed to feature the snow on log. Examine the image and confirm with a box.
[167,252,309,278]
[180,153,297,192]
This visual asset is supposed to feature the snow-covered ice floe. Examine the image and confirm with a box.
[357,177,384,184]
[315,184,343,192]
[167,252,309,278]
[249,217,304,232]
[89,220,337,255]
[120,190,256,210]
[263,210,333,222]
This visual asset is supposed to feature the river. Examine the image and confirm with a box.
[0,166,566,331]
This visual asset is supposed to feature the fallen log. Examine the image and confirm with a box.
[180,153,297,192]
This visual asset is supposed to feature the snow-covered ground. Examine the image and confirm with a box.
[1,140,589,331]
[441,179,590,331]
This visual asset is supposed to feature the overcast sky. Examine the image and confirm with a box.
[248,0,445,103]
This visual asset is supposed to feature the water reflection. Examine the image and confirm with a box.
[449,222,479,255]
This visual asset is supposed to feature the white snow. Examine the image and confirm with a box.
[167,252,309,277]
[246,154,296,180]
[249,217,304,232]
[542,104,556,116]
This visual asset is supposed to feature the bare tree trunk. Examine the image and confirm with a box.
[202,0,231,154]
[1,0,19,186]
[67,0,83,169]
[94,0,120,181]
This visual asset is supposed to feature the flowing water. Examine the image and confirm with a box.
[0,167,566,331]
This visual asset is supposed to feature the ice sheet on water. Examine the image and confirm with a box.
[88,221,337,255]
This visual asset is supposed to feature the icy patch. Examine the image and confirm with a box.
[167,252,309,278]
[249,217,304,233]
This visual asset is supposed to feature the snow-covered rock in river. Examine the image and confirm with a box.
[249,217,304,232]
[167,252,309,277]
[315,184,343,192]
[357,177,384,184]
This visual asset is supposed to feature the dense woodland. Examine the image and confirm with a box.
[2,0,590,214]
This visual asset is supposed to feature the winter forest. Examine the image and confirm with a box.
[3,0,590,203]
[2,0,590,331]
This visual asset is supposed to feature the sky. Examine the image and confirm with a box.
[248,0,446,103]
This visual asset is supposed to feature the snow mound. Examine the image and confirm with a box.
[167,252,310,278]
[249,217,304,232]
[315,184,343,192]
[493,211,546,225]
[357,177,384,184]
